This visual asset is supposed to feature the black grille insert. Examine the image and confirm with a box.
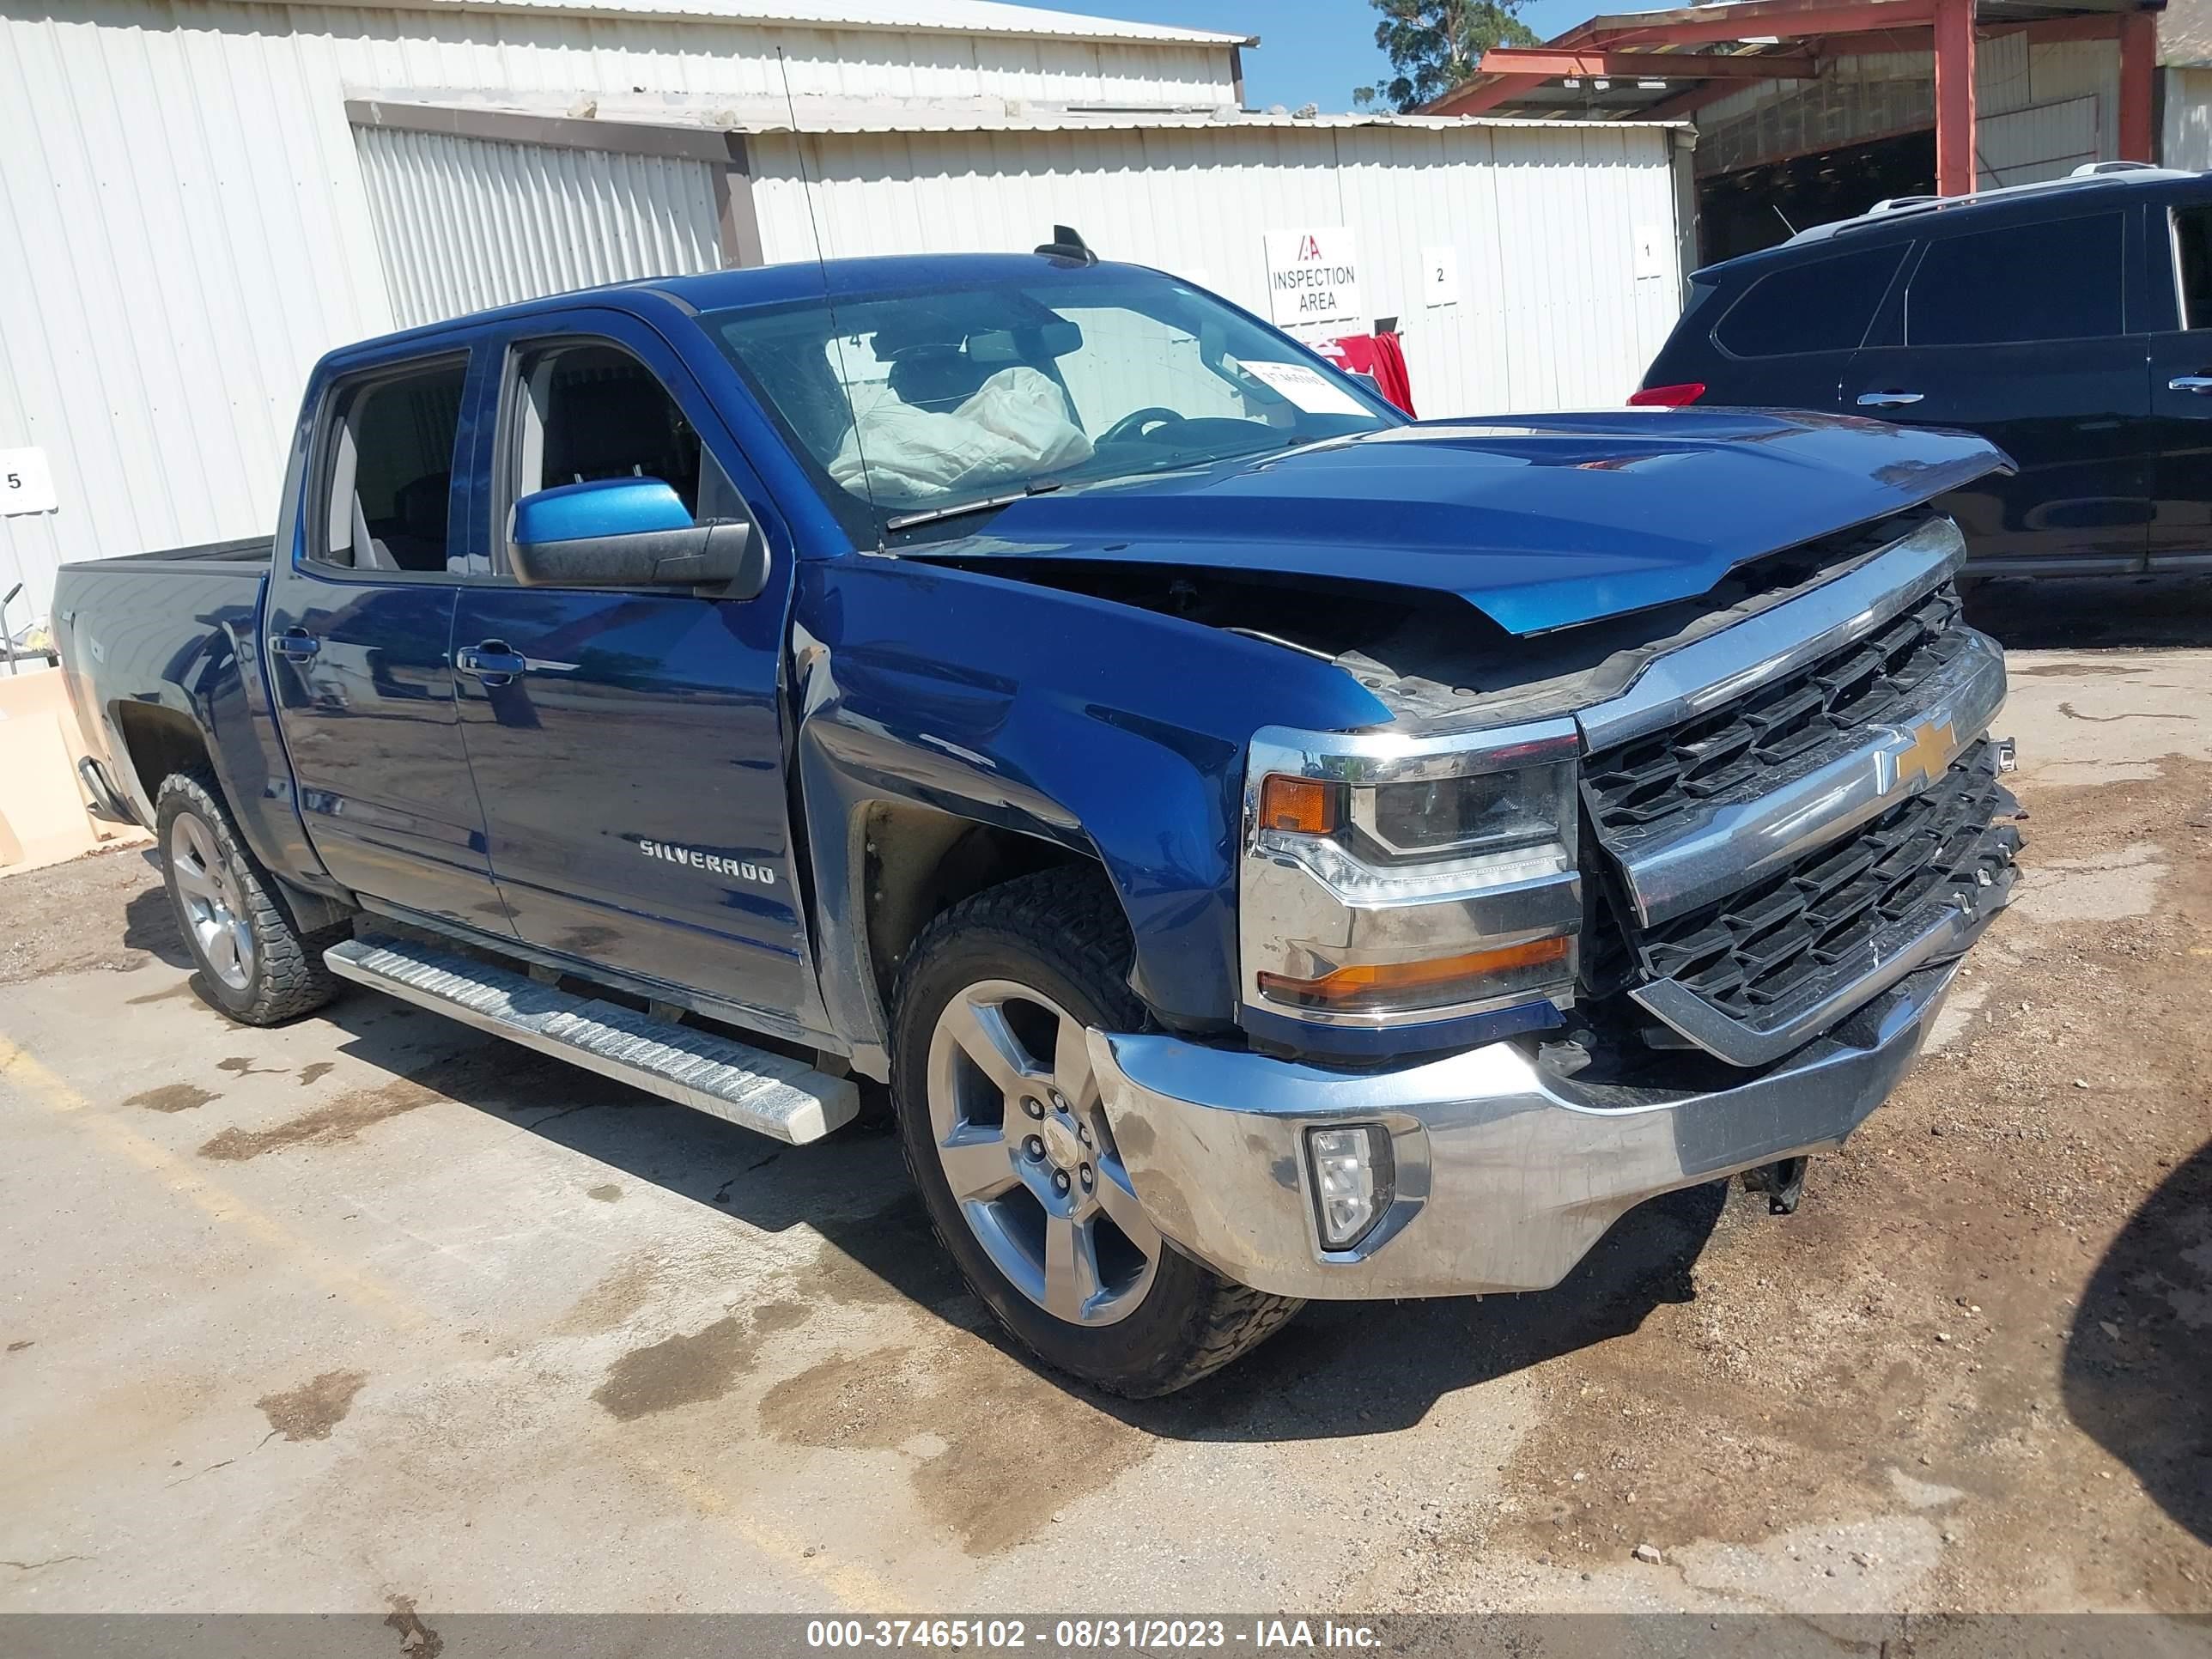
[1632,742,2018,1030]
[1586,583,1972,841]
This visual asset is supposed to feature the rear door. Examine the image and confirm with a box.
[264,347,510,928]
[1688,242,1909,410]
[1844,207,2151,573]
[451,308,822,1033]
[2145,192,2212,570]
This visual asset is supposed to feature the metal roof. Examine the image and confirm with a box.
[349,92,1685,136]
[216,0,1254,47]
[1431,0,2162,120]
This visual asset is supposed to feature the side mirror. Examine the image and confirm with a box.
[509,477,767,597]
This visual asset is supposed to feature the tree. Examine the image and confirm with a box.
[1352,0,1540,113]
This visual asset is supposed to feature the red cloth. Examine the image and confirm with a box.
[1323,331,1416,416]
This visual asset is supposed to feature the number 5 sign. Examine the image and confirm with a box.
[1,447,58,515]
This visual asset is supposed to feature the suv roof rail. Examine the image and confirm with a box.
[1778,165,2208,250]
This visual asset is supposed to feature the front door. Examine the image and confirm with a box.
[1844,207,2151,574]
[264,349,509,930]
[2146,194,2212,571]
[451,312,820,1032]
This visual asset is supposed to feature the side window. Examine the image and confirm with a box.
[507,342,744,538]
[1715,246,1906,358]
[1906,213,2125,346]
[2172,204,2212,330]
[317,361,467,574]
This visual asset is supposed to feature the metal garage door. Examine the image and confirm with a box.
[353,122,729,329]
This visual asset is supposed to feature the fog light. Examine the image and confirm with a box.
[1306,1124,1395,1250]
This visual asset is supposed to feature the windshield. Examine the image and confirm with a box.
[704,266,1399,544]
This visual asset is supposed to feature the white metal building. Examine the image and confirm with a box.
[0,0,1692,624]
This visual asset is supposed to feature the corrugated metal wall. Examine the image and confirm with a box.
[301,5,1238,113]
[747,123,1686,418]
[1696,37,2122,179]
[2166,68,2212,168]
[355,126,725,328]
[1978,94,2101,185]
[0,2,395,627]
[0,0,1243,622]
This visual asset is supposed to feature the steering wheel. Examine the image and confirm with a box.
[1098,407,1188,446]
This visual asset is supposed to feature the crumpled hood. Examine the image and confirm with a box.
[912,409,2009,635]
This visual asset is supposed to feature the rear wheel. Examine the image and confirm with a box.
[156,773,343,1025]
[892,868,1302,1396]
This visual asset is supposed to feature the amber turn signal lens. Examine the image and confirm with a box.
[1259,775,1342,836]
[1258,935,1571,1014]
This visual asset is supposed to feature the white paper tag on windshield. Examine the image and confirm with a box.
[1239,360,1368,416]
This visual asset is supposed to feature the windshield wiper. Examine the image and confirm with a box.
[885,480,1063,535]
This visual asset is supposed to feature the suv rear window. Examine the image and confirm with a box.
[1715,246,1905,358]
[1906,212,2124,345]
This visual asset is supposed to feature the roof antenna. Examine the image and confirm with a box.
[1771,204,1799,236]
[777,46,886,553]
[1036,224,1097,264]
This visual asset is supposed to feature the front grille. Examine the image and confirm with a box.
[1584,582,1972,841]
[1631,741,2018,1028]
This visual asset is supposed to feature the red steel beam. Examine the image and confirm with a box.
[2120,9,2156,160]
[1476,46,1820,78]
[1933,0,1976,194]
[1430,72,1553,115]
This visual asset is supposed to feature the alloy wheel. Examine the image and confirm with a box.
[925,979,1160,1327]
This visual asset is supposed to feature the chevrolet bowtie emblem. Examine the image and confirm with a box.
[1898,717,1955,786]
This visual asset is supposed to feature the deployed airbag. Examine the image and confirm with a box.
[830,367,1093,505]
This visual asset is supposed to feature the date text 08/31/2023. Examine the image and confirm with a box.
[805,1619,1382,1651]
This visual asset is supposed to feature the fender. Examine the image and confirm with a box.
[792,555,1390,1071]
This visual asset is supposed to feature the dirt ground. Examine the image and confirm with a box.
[1,575,2207,1618]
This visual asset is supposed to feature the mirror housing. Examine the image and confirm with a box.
[509,477,766,597]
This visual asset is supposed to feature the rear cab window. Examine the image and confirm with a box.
[1905,212,2126,345]
[314,359,469,575]
[1715,246,1906,358]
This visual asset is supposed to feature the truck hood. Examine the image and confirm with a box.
[911,410,2008,636]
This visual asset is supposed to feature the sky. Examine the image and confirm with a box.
[1039,0,1599,113]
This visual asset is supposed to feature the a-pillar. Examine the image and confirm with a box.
[1934,0,1978,196]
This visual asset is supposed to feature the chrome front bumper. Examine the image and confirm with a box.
[1086,960,1962,1301]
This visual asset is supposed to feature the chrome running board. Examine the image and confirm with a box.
[325,935,858,1145]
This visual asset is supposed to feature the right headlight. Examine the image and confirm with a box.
[1240,719,1582,1032]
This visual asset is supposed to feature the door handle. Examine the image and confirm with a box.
[1856,390,1925,409]
[2167,374,2212,394]
[455,641,529,687]
[267,629,319,661]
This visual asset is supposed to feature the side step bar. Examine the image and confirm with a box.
[325,935,859,1145]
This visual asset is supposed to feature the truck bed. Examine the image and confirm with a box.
[64,538,269,580]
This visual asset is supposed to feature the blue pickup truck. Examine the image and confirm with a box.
[55,244,2021,1395]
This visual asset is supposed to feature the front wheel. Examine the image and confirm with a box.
[891,868,1302,1397]
[156,772,343,1025]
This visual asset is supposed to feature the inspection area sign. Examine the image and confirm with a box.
[1263,227,1364,330]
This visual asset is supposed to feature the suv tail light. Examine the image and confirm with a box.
[1628,382,1705,408]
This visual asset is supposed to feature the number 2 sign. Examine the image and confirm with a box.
[1422,246,1459,308]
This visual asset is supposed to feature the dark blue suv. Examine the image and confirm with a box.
[1637,163,2212,576]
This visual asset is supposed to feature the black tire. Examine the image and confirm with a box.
[891,867,1302,1397]
[155,771,345,1025]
